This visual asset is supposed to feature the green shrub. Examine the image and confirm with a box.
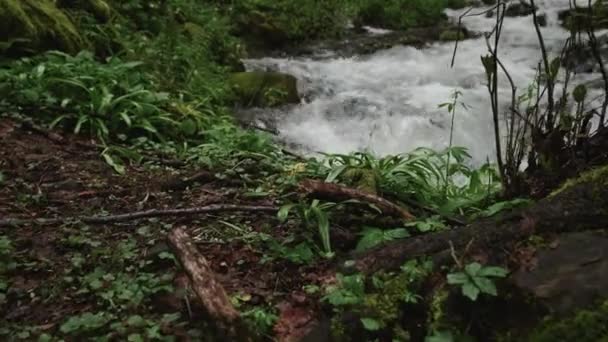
[0,51,192,142]
[354,0,448,30]
[232,0,352,42]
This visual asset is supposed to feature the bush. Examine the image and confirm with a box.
[354,0,448,30]
[0,51,197,142]
[232,0,352,43]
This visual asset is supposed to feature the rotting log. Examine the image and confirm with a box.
[354,170,608,274]
[168,226,252,340]
[299,179,416,221]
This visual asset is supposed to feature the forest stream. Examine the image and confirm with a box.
[243,0,605,164]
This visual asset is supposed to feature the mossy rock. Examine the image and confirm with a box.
[439,28,468,41]
[229,71,300,107]
[0,0,85,56]
[343,168,378,194]
[58,0,112,23]
[550,164,608,197]
[527,300,608,341]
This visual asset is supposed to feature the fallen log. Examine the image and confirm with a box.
[0,204,278,227]
[299,179,416,221]
[168,227,251,340]
[354,169,608,274]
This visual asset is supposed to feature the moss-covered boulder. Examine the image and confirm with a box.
[439,28,469,41]
[505,1,536,17]
[58,0,112,23]
[0,0,85,56]
[229,71,300,107]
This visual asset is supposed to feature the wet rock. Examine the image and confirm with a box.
[505,1,536,17]
[439,27,470,41]
[537,13,547,27]
[269,23,477,59]
[513,231,608,314]
[229,71,300,107]
[558,4,608,32]
[562,34,608,73]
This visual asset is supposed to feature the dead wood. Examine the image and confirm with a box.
[354,177,608,275]
[299,179,416,221]
[0,204,278,227]
[168,227,251,340]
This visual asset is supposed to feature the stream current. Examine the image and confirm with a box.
[244,0,604,164]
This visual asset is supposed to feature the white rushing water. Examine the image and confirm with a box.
[245,0,603,164]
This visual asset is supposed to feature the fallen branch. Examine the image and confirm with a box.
[354,174,608,274]
[299,179,416,221]
[168,227,251,339]
[0,204,278,227]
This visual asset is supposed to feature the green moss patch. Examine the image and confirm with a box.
[0,0,85,55]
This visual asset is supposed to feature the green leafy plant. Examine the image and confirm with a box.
[356,227,410,252]
[0,235,16,306]
[323,273,366,307]
[278,200,337,258]
[447,262,508,301]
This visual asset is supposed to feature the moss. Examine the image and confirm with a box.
[343,168,378,194]
[549,165,608,197]
[528,301,608,341]
[229,71,300,107]
[439,29,465,41]
[0,0,85,55]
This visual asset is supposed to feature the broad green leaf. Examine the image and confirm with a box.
[312,207,332,256]
[472,276,498,296]
[478,266,508,278]
[464,262,482,276]
[360,317,382,331]
[356,228,385,252]
[446,272,468,285]
[461,282,480,301]
[277,204,296,222]
[384,228,410,239]
[326,165,347,183]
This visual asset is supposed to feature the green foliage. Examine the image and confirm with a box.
[356,227,410,252]
[447,262,508,301]
[528,300,608,342]
[323,273,367,307]
[325,260,433,337]
[278,200,337,258]
[0,235,16,306]
[353,0,449,30]
[0,51,180,142]
[242,307,279,333]
[233,0,352,42]
[314,148,502,217]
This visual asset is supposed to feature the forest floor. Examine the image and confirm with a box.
[0,118,331,340]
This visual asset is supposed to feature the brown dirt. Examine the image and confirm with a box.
[0,118,330,339]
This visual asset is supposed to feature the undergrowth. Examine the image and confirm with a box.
[0,0,541,341]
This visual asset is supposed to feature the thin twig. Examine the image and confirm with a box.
[0,204,278,227]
